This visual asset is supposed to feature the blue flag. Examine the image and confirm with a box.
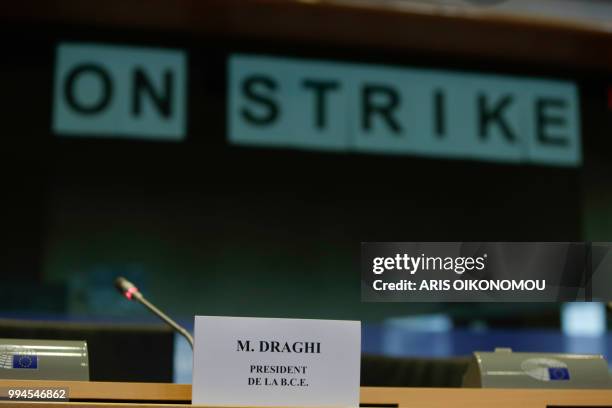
[12,354,38,369]
[548,367,570,380]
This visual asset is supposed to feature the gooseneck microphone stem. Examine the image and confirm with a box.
[134,292,194,349]
[114,277,194,349]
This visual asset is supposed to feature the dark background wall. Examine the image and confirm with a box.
[0,21,609,325]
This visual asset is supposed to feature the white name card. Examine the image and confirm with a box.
[192,316,361,407]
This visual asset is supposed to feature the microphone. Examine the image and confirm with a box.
[114,276,194,349]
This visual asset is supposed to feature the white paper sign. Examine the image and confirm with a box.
[228,54,581,167]
[53,43,186,141]
[192,316,361,407]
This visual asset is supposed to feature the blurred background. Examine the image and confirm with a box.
[1,0,612,384]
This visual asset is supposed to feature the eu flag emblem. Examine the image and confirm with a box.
[548,367,570,380]
[12,354,38,369]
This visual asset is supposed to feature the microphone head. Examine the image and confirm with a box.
[114,276,140,300]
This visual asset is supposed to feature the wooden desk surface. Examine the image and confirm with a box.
[1,380,612,408]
